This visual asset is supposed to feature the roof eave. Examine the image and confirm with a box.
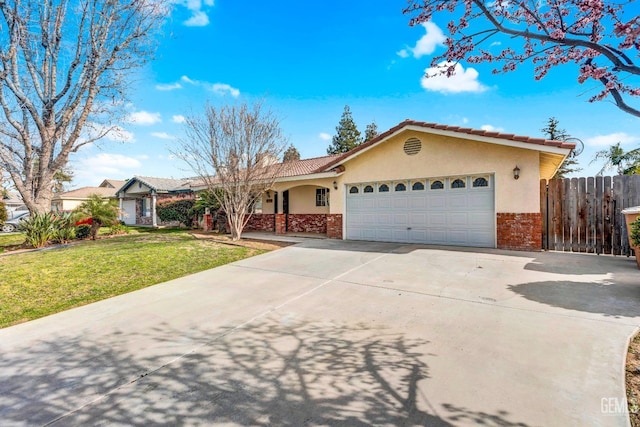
[320,123,575,172]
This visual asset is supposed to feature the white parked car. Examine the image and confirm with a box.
[1,212,29,233]
[8,204,29,219]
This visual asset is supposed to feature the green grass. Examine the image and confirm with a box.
[0,233,25,252]
[0,230,265,327]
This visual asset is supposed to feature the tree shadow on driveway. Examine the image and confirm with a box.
[0,318,532,426]
[508,280,640,318]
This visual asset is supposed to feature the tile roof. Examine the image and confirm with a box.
[318,119,576,172]
[278,154,342,177]
[53,186,117,199]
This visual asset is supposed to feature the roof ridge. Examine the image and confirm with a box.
[318,119,576,172]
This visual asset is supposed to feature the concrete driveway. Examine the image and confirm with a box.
[1,239,639,426]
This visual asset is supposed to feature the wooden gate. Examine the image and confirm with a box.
[540,175,640,255]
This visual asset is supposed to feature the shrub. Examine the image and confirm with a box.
[75,224,91,239]
[156,198,195,227]
[52,212,76,244]
[0,200,7,224]
[19,212,58,248]
[631,217,640,247]
[190,190,222,217]
[108,223,129,235]
[75,195,119,240]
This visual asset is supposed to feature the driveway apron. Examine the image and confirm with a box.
[0,239,639,426]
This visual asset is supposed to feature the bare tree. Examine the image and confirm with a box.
[177,102,289,241]
[0,0,167,213]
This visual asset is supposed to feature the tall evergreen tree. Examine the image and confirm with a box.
[282,145,301,162]
[53,168,74,193]
[326,106,363,155]
[541,117,581,179]
[364,121,379,142]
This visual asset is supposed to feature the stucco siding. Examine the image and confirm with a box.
[288,185,330,214]
[333,130,540,214]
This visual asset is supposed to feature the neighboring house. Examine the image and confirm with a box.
[210,119,573,251]
[2,192,27,218]
[51,179,123,212]
[99,179,126,190]
[116,176,194,226]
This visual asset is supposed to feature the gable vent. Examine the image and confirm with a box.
[403,137,422,155]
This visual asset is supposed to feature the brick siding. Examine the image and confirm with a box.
[244,214,275,232]
[275,214,286,234]
[326,214,343,239]
[497,212,542,251]
[287,214,327,234]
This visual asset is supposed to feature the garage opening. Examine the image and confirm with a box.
[345,175,495,247]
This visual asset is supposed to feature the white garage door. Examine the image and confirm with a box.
[346,175,495,247]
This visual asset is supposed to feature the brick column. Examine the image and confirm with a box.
[275,213,286,235]
[202,213,213,231]
[496,212,542,251]
[326,214,343,239]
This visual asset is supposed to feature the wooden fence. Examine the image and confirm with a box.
[540,175,640,255]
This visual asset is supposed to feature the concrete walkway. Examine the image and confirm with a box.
[1,240,639,426]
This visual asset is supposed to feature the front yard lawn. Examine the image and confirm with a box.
[0,230,266,327]
[0,233,26,253]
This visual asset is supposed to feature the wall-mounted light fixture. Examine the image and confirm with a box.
[513,165,520,180]
[333,181,338,190]
[266,190,271,198]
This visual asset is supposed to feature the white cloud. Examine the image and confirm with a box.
[402,21,446,59]
[184,11,209,26]
[172,0,214,27]
[127,111,162,125]
[462,117,469,124]
[586,132,640,146]
[155,82,182,91]
[151,132,177,140]
[319,132,331,141]
[172,115,186,123]
[179,75,240,97]
[421,61,488,94]
[73,153,142,185]
[481,124,505,132]
[490,41,502,47]
[181,75,197,85]
[212,83,240,98]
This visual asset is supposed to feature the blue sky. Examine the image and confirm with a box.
[70,0,640,186]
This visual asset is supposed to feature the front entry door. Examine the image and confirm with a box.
[283,190,289,232]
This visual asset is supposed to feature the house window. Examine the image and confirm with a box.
[430,180,444,190]
[378,184,389,192]
[141,198,151,217]
[316,188,329,206]
[473,177,489,188]
[363,185,374,193]
[349,186,359,194]
[394,183,406,192]
[252,197,263,213]
[412,181,425,191]
[451,178,466,189]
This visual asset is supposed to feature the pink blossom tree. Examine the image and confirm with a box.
[404,0,640,117]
